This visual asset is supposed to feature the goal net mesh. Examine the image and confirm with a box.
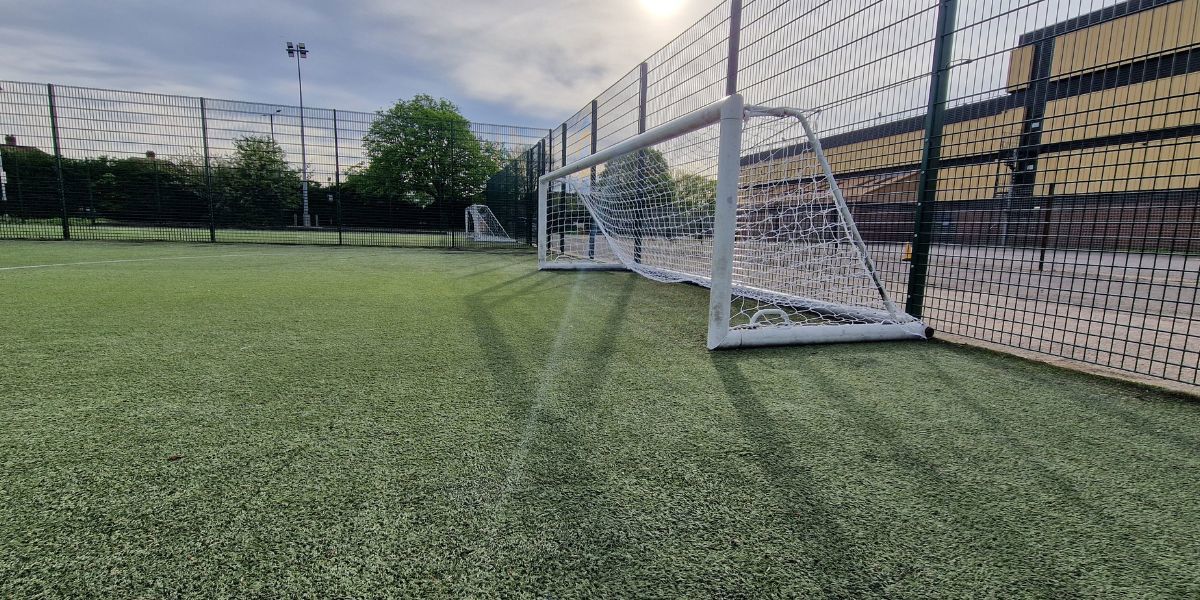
[466,204,516,243]
[544,114,909,334]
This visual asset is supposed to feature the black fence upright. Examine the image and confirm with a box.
[46,84,69,240]
[904,0,958,318]
[588,98,598,259]
[559,122,567,254]
[447,124,455,248]
[544,131,552,252]
[725,0,743,96]
[200,97,215,242]
[634,61,648,264]
[1038,185,1056,271]
[333,108,343,246]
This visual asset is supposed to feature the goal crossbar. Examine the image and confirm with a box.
[538,94,928,349]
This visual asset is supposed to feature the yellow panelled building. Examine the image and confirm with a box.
[746,0,1199,246]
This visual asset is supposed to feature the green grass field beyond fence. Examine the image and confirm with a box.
[0,219,527,248]
[2,241,1198,598]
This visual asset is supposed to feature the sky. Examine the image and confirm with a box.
[0,0,720,128]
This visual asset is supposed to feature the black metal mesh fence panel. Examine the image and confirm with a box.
[0,81,545,248]
[531,0,1199,388]
[914,0,1200,385]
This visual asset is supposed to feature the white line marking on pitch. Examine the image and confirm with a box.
[0,252,289,271]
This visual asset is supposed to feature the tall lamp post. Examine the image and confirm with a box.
[286,41,310,227]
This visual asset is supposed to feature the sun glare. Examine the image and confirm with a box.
[640,0,684,17]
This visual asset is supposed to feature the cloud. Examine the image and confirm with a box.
[0,0,718,126]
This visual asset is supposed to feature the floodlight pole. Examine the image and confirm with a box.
[286,42,311,227]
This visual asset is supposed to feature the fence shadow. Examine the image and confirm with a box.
[708,350,878,596]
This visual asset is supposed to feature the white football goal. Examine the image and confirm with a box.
[465,204,517,243]
[538,93,927,349]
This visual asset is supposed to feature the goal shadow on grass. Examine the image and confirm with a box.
[461,269,634,421]
[708,343,1199,593]
[459,269,638,576]
[708,351,883,595]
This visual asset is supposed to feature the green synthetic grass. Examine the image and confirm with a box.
[1,241,1198,598]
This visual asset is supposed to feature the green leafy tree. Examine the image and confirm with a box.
[358,95,505,213]
[672,172,717,209]
[595,149,674,201]
[594,149,675,233]
[211,136,301,226]
[0,144,58,219]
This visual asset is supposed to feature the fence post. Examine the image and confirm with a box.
[528,143,538,244]
[200,97,216,242]
[635,61,648,264]
[589,99,598,259]
[545,130,552,252]
[725,0,743,96]
[1038,184,1056,271]
[447,124,455,248]
[904,0,958,318]
[559,122,567,254]
[333,108,343,246]
[46,84,70,240]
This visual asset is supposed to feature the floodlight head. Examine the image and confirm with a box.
[298,42,308,58]
[286,41,295,57]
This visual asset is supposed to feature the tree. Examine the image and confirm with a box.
[0,144,58,219]
[210,136,301,226]
[594,148,676,234]
[672,172,717,210]
[357,95,505,214]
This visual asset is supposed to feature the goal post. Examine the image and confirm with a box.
[538,93,928,349]
[465,204,517,243]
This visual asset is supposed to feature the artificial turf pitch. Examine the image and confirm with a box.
[1,241,1198,598]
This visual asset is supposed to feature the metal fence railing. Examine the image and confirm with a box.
[524,0,1198,388]
[0,81,546,247]
[1,0,1197,389]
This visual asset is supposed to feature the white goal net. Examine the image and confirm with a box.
[539,95,926,349]
[465,204,516,243]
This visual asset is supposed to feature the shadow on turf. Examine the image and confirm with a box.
[710,346,1097,593]
[459,270,639,570]
[709,352,883,595]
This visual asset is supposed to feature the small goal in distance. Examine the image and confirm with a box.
[538,93,927,349]
[465,204,517,243]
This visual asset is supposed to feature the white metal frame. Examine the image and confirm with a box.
[538,94,928,349]
[465,204,517,243]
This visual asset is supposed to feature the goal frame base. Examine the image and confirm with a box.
[711,320,928,350]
